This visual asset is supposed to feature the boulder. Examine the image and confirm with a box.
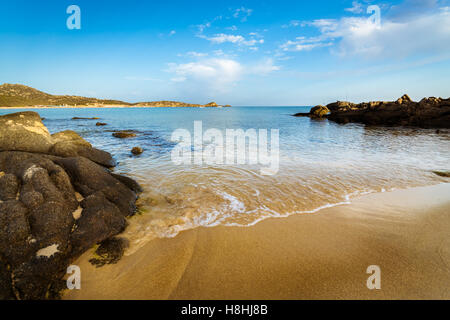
[131,147,143,155]
[0,112,54,153]
[0,113,116,167]
[50,130,116,167]
[0,111,142,299]
[326,101,356,112]
[310,105,330,118]
[96,122,107,126]
[112,131,137,138]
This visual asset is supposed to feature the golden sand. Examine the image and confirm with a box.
[64,183,450,300]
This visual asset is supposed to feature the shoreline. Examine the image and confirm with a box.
[64,182,450,300]
[0,106,225,109]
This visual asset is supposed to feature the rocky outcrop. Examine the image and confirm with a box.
[50,130,115,167]
[293,105,330,118]
[326,95,450,128]
[0,112,115,167]
[0,112,141,300]
[0,112,54,154]
[310,105,330,118]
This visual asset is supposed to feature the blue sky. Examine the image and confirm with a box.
[0,0,449,105]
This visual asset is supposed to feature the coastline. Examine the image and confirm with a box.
[0,105,224,109]
[64,183,450,300]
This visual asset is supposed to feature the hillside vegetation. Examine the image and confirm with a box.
[0,84,222,108]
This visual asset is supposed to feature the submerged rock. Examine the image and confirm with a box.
[433,171,450,178]
[96,122,107,126]
[131,147,143,155]
[0,112,142,300]
[112,131,137,138]
[71,117,100,120]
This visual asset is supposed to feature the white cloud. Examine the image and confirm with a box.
[331,9,450,58]
[345,1,364,14]
[202,33,264,47]
[233,7,253,22]
[167,57,279,92]
[169,30,176,36]
[249,58,280,75]
[280,37,333,52]
[186,51,208,58]
[168,58,243,91]
[207,33,245,44]
[282,4,450,59]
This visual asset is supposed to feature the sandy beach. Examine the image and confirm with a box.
[63,183,450,300]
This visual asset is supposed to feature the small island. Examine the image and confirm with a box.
[0,84,230,109]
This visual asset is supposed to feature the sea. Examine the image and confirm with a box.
[1,106,449,254]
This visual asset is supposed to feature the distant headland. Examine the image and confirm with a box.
[0,83,230,108]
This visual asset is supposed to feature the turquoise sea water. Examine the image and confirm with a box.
[2,107,449,252]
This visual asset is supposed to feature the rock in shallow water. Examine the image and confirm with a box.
[112,131,137,138]
[0,112,116,167]
[131,147,143,155]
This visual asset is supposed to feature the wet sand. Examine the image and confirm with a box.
[64,183,450,300]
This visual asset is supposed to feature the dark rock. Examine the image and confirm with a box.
[433,171,450,178]
[292,112,311,117]
[111,173,143,194]
[0,111,141,299]
[112,131,137,138]
[327,95,450,128]
[131,147,143,155]
[71,117,100,120]
[55,157,137,216]
[0,173,20,201]
[88,238,129,268]
[96,122,107,126]
[70,193,127,256]
[49,130,116,167]
[0,257,14,300]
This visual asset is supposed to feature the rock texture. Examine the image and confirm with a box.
[0,112,141,300]
[131,147,143,155]
[0,113,115,167]
[293,105,330,119]
[112,131,137,139]
[327,95,450,128]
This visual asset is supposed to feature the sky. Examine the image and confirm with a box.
[0,0,449,105]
